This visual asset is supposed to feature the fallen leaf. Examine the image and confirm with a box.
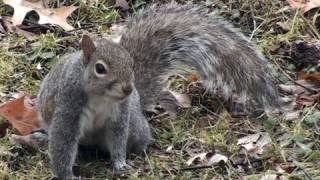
[279,80,320,95]
[279,84,305,95]
[186,152,228,166]
[3,0,78,31]
[297,92,320,106]
[299,71,320,81]
[187,73,198,82]
[0,94,40,135]
[287,0,320,13]
[169,90,191,108]
[207,154,228,166]
[38,6,78,31]
[237,133,260,145]
[186,152,207,166]
[1,16,36,40]
[284,111,301,121]
[237,133,272,156]
[278,163,296,173]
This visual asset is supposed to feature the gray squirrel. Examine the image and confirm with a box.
[36,3,279,179]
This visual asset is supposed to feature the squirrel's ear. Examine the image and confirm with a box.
[81,35,96,61]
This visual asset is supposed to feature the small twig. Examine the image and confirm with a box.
[178,165,213,171]
[22,19,56,32]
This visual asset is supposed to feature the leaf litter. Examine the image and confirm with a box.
[237,133,272,156]
[287,0,320,13]
[186,151,228,166]
[0,94,40,135]
[3,0,78,31]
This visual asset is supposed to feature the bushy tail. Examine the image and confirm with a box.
[120,3,279,111]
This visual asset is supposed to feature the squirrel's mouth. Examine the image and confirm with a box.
[107,92,131,101]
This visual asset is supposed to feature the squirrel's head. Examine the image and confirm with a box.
[81,35,134,100]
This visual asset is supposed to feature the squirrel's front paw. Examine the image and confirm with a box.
[112,161,132,171]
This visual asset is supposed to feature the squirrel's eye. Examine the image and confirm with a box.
[95,63,107,74]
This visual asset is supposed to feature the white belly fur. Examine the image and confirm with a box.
[79,95,119,146]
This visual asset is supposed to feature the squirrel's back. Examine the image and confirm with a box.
[120,3,279,110]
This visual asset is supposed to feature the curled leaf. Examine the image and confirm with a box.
[287,0,320,13]
[186,152,228,166]
[237,133,272,156]
[0,94,40,135]
[3,0,78,30]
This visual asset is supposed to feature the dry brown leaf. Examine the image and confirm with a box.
[299,71,320,81]
[169,90,191,108]
[38,6,78,31]
[0,94,40,135]
[287,0,320,13]
[1,16,36,40]
[187,73,198,82]
[279,80,320,95]
[186,152,228,166]
[297,92,320,106]
[3,0,78,31]
[237,133,272,156]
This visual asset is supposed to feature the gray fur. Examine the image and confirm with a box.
[37,40,151,179]
[37,3,279,179]
[120,3,279,111]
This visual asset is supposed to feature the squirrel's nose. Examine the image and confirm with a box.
[122,84,133,95]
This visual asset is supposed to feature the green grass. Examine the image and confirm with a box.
[0,0,319,179]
